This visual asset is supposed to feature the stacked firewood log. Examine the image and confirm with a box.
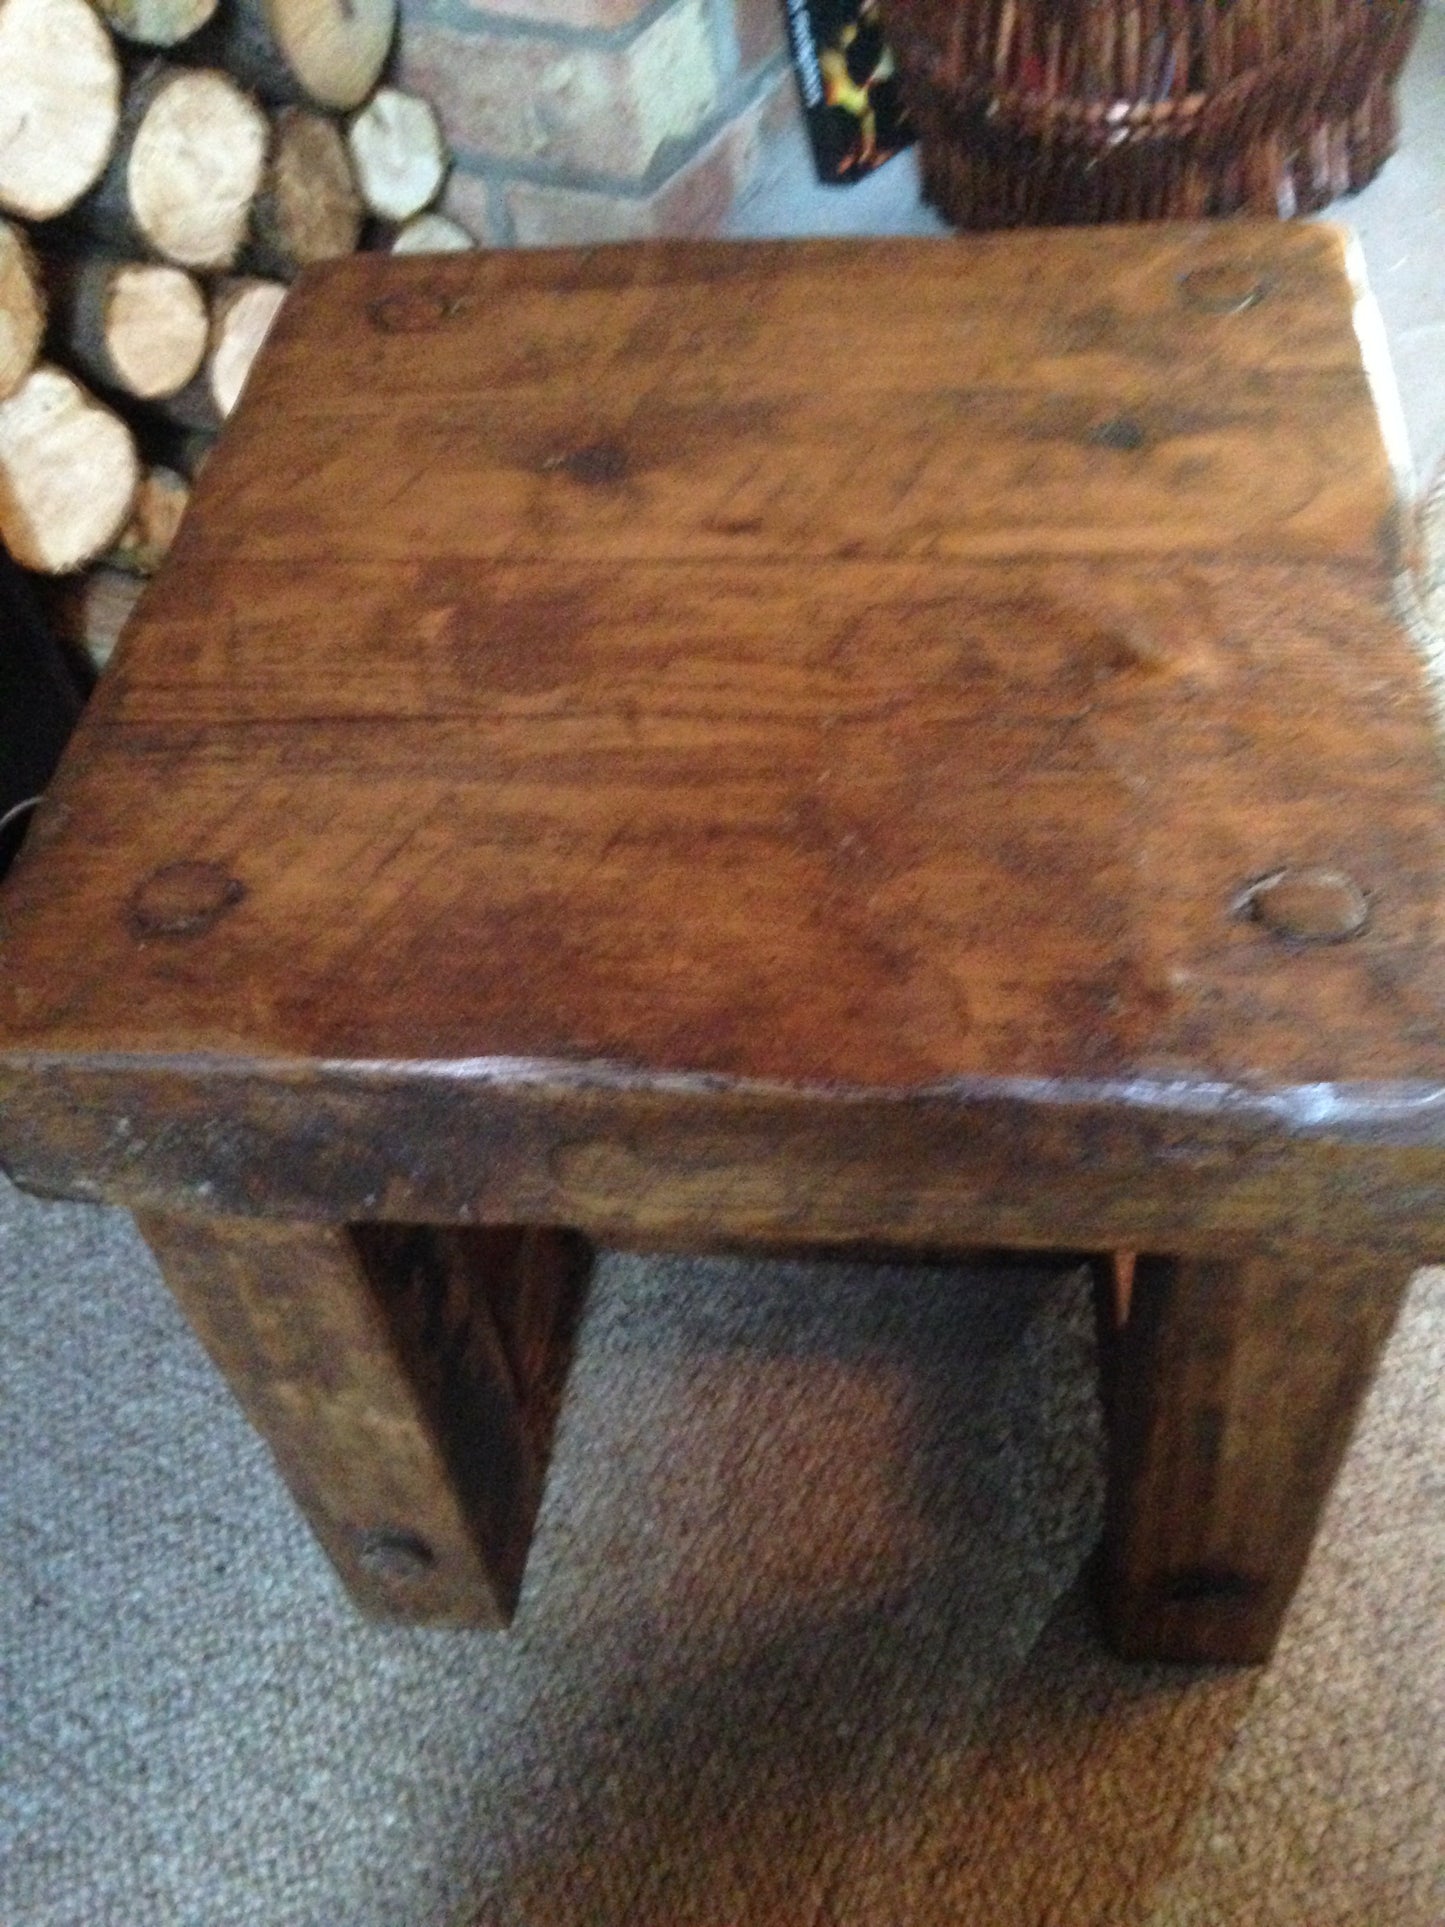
[0,0,468,670]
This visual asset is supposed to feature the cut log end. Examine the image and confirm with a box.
[221,0,398,110]
[42,251,209,402]
[107,464,190,576]
[0,0,122,220]
[0,365,140,574]
[44,565,146,672]
[251,107,363,277]
[128,68,270,270]
[390,213,474,254]
[348,87,449,222]
[97,0,218,47]
[0,219,45,401]
[280,0,397,109]
[210,279,288,417]
[109,263,210,398]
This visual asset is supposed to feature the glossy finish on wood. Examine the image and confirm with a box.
[0,229,1436,1654]
[136,1214,590,1623]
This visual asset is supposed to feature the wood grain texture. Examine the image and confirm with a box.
[76,63,269,272]
[135,1213,591,1623]
[173,232,1402,571]
[1095,1249,1412,1663]
[0,228,1441,1255]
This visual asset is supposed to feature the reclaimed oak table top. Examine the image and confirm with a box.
[0,230,1441,1658]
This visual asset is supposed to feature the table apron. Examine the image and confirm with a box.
[2,1063,1443,1260]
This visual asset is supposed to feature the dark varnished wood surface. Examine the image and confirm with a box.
[1,227,1442,1248]
[1094,1248,1412,1662]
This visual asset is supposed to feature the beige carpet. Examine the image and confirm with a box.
[1,1174,1440,1927]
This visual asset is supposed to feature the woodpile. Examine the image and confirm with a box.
[156,274,288,430]
[0,365,139,575]
[42,564,145,670]
[45,250,209,398]
[0,220,45,399]
[0,0,473,672]
[108,462,189,575]
[250,107,363,278]
[348,87,449,223]
[0,0,122,223]
[390,213,474,255]
[79,63,271,270]
[97,0,217,48]
[193,0,397,111]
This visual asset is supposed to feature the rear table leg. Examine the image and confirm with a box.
[137,1213,591,1625]
[1093,1248,1411,1663]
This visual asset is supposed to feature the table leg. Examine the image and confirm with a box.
[1094,1248,1412,1663]
[136,1213,591,1625]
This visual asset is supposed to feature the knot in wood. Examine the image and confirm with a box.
[367,289,464,334]
[128,861,244,940]
[544,440,629,486]
[1179,265,1270,315]
[1238,868,1369,944]
[356,1528,437,1580]
[1089,414,1147,451]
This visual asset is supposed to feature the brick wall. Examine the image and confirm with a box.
[397,0,798,245]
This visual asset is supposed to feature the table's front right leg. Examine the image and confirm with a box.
[1093,1247,1411,1664]
[136,1213,591,1625]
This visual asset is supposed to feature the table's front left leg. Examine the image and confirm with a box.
[137,1213,591,1625]
[1095,1247,1412,1664]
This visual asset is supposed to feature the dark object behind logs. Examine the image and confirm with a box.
[883,0,1424,226]
[0,551,84,878]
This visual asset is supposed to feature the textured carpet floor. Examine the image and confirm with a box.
[1,1175,1442,1927]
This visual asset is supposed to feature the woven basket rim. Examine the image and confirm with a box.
[888,0,1421,142]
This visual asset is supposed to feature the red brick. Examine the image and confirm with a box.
[759,63,802,141]
[459,0,654,27]
[504,180,655,244]
[729,0,786,73]
[650,92,761,229]
[439,169,505,244]
[506,75,783,243]
[398,1,719,183]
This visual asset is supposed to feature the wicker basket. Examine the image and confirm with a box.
[883,0,1424,226]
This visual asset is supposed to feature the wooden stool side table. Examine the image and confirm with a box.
[1,227,1440,1664]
